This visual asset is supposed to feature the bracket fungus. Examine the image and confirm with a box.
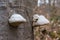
[9,10,26,27]
[33,14,50,26]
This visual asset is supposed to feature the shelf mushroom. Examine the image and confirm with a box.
[33,14,50,26]
[33,14,50,40]
[9,10,26,27]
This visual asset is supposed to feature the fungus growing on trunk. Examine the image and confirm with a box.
[9,10,26,27]
[33,14,50,26]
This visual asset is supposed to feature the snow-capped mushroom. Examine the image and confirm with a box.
[35,15,50,25]
[33,14,50,26]
[9,10,26,27]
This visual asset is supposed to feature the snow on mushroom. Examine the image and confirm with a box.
[9,13,26,23]
[33,14,50,26]
[9,10,26,27]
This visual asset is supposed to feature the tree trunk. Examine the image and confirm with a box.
[0,0,37,40]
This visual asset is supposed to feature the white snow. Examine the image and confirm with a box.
[37,0,41,7]
[33,14,50,25]
[9,13,26,23]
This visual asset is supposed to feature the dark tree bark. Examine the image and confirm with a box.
[0,0,37,40]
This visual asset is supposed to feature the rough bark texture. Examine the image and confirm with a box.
[0,0,37,40]
[0,0,60,40]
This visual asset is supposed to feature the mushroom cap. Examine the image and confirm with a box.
[9,13,26,23]
[35,15,50,25]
